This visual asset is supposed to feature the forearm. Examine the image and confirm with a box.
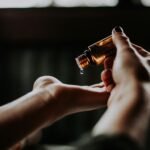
[0,89,64,149]
[92,104,135,138]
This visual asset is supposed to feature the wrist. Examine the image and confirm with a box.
[32,87,67,126]
[43,84,71,118]
[92,82,149,144]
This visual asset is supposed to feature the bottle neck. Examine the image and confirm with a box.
[84,50,96,65]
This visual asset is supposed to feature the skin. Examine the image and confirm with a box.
[1,27,150,149]
[0,75,109,149]
[92,27,150,146]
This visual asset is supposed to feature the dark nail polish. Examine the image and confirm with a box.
[114,26,123,32]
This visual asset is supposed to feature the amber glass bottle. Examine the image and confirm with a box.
[75,36,116,71]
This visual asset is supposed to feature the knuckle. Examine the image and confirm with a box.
[115,33,129,42]
[34,76,58,88]
[120,34,129,41]
[115,34,133,50]
[120,37,131,46]
[35,76,49,84]
[50,83,66,100]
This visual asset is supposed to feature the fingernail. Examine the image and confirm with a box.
[114,26,123,33]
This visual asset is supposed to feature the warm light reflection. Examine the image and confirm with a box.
[0,0,53,8]
[54,0,82,7]
[54,0,119,7]
[83,0,119,7]
[141,0,150,6]
[0,0,118,8]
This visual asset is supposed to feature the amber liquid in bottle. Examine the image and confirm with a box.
[75,35,116,72]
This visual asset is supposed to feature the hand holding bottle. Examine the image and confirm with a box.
[93,27,150,145]
[101,26,150,105]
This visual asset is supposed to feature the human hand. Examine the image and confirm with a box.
[93,27,150,143]
[33,76,109,117]
[101,26,150,106]
[7,77,109,150]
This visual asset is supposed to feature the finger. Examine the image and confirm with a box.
[132,44,150,75]
[106,84,115,93]
[112,26,137,64]
[33,76,61,89]
[101,69,114,87]
[132,43,150,58]
[90,82,105,88]
[101,69,115,92]
[112,26,133,52]
[104,56,114,69]
[112,26,140,82]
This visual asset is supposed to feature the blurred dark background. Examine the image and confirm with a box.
[0,0,150,145]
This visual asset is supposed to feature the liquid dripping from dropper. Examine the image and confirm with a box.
[80,69,84,75]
